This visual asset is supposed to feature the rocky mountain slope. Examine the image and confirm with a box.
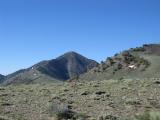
[0,74,5,83]
[2,52,98,85]
[80,44,160,81]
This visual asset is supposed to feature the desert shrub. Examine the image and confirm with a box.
[122,54,135,64]
[0,116,10,120]
[122,51,130,57]
[98,114,118,120]
[132,47,145,52]
[55,110,87,120]
[117,63,123,69]
[56,109,74,120]
[114,53,119,57]
[106,57,115,66]
[118,77,124,81]
[125,99,141,106]
[150,112,160,120]
[73,113,88,120]
[114,57,122,61]
[101,61,105,64]
[48,102,72,119]
[48,102,87,120]
[100,62,109,71]
[136,57,150,68]
[136,112,150,120]
[119,118,131,120]
[135,111,160,120]
[106,57,112,61]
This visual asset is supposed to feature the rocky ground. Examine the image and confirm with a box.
[0,78,160,120]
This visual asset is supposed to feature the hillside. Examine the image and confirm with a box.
[80,44,160,81]
[0,78,160,120]
[2,52,98,85]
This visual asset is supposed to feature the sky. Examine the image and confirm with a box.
[0,0,160,75]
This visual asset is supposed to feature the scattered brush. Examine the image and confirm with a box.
[135,111,160,120]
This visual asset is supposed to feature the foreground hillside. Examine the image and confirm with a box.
[0,78,160,120]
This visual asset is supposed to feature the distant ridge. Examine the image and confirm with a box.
[2,51,98,85]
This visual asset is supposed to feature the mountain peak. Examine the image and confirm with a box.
[53,51,98,79]
[65,51,78,54]
[2,52,98,85]
[57,51,82,59]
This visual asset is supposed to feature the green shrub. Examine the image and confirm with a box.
[106,57,115,65]
[55,109,74,120]
[132,47,145,52]
[136,112,150,120]
[136,111,160,120]
[150,112,160,120]
[48,102,87,120]
[0,116,10,120]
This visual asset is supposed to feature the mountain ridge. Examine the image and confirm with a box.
[80,44,160,81]
[2,51,98,85]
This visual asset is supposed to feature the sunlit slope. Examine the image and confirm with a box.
[80,44,160,81]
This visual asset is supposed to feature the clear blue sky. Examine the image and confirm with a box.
[0,0,160,75]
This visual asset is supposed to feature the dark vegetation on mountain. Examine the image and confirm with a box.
[2,51,98,85]
[0,74,5,83]
[0,74,4,79]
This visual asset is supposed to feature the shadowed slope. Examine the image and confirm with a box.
[0,74,5,83]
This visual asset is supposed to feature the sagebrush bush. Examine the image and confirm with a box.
[136,112,150,120]
[48,102,87,120]
[48,102,73,119]
[136,111,160,120]
[0,116,10,120]
[150,112,160,120]
[132,47,145,52]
